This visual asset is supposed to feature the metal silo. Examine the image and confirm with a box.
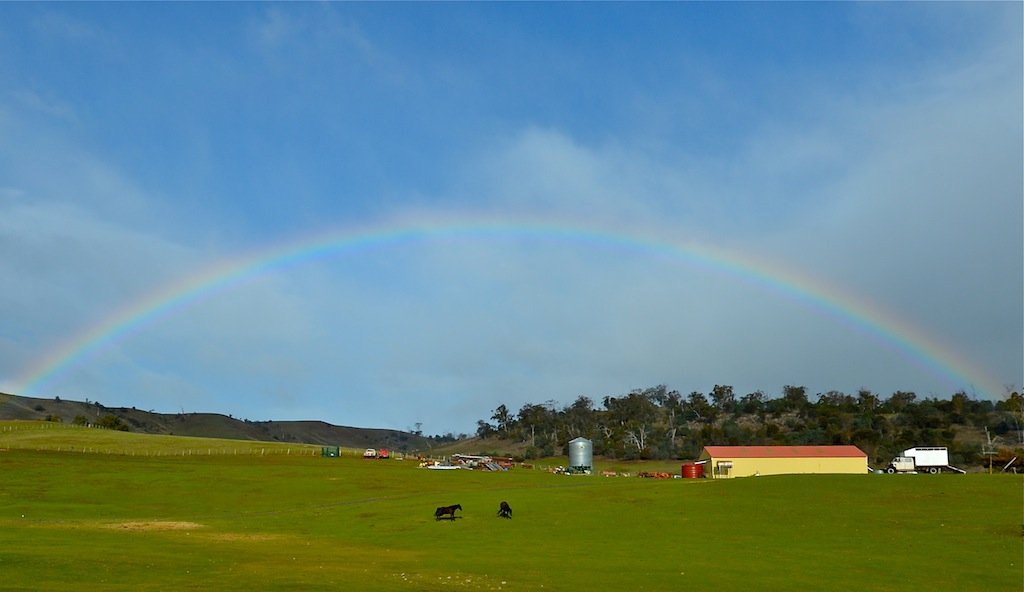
[568,437,593,474]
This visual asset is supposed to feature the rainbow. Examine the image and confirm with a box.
[12,216,1000,399]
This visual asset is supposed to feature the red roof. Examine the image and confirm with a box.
[702,445,866,459]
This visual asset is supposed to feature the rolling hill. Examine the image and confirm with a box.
[0,391,433,451]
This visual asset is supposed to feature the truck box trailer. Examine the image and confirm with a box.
[885,446,964,474]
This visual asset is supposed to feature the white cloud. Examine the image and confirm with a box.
[247,5,394,81]
[9,89,78,123]
[31,10,105,45]
[431,19,1021,406]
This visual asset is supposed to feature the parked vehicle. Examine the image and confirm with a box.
[362,448,390,459]
[885,446,964,474]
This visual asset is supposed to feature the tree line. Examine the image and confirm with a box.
[474,385,1024,468]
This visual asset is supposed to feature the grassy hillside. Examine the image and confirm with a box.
[0,426,1019,591]
[0,420,334,456]
[0,392,432,451]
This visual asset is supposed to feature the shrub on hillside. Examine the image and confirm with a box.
[95,414,129,432]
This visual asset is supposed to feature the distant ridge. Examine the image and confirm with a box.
[0,391,432,451]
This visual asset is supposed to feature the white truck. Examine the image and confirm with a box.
[885,446,963,474]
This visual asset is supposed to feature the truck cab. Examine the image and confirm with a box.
[886,456,917,473]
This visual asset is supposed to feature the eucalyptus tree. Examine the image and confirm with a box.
[710,385,737,414]
[490,404,513,437]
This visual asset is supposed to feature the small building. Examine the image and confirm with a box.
[697,445,867,478]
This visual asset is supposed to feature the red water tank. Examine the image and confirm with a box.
[681,463,703,478]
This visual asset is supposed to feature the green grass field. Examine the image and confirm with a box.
[1,421,1020,591]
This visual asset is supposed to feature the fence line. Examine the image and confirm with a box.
[3,443,322,457]
[2,423,87,432]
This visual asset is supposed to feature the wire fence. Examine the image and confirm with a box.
[0,444,320,456]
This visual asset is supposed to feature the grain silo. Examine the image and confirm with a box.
[568,437,593,474]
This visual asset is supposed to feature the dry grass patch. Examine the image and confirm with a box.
[103,521,287,541]
[103,521,205,531]
[206,533,285,541]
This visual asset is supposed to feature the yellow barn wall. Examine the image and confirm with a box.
[698,454,866,478]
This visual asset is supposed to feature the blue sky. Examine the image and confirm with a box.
[1,3,1020,435]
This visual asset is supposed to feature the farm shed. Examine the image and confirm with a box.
[697,445,867,478]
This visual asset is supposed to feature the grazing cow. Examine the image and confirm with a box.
[434,504,462,521]
[497,501,512,519]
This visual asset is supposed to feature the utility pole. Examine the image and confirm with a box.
[982,426,998,475]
